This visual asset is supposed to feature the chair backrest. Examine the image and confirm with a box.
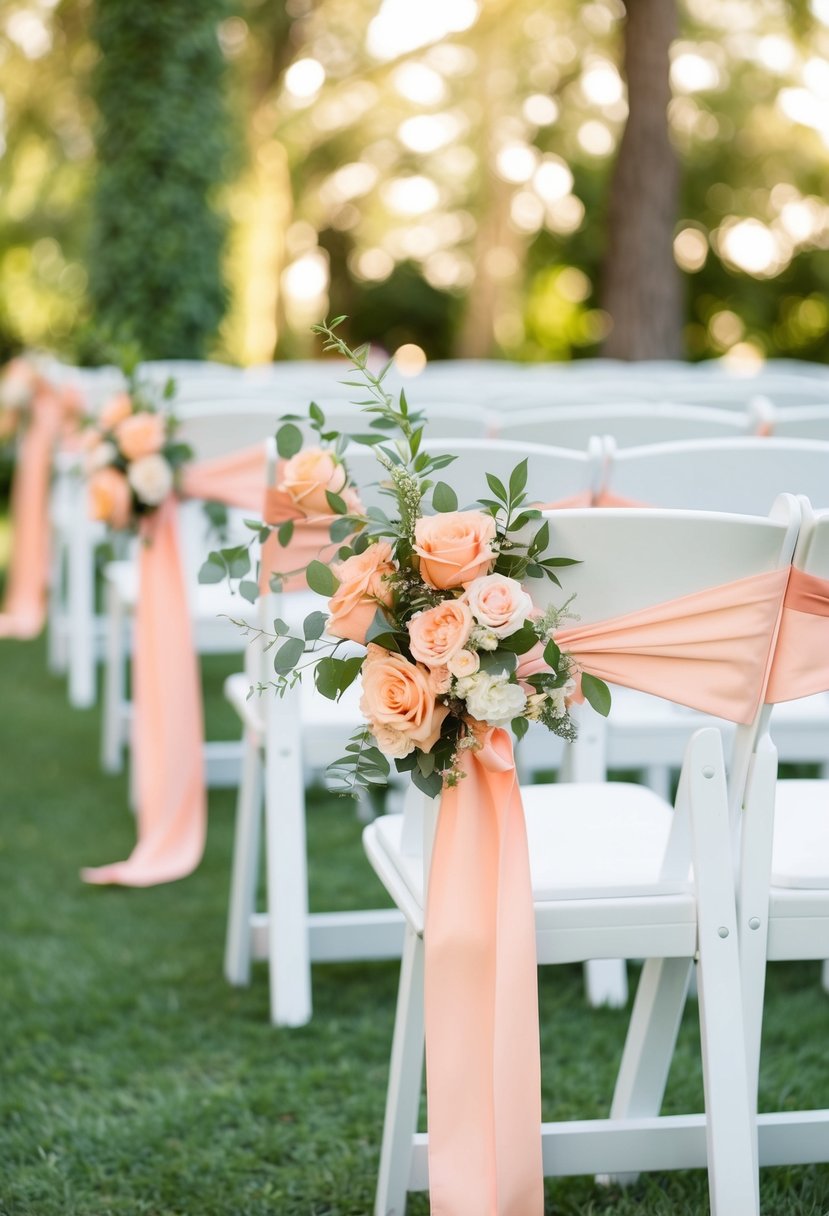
[603,437,829,513]
[496,402,750,447]
[761,404,829,441]
[343,437,606,513]
[177,408,278,460]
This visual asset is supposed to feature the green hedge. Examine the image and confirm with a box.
[88,0,231,359]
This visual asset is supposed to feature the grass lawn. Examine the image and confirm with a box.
[1,634,829,1215]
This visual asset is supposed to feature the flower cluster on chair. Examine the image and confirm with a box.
[84,379,191,530]
[0,359,38,443]
[203,319,610,796]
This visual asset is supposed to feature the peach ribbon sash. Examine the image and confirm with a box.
[0,381,81,638]
[765,568,829,702]
[423,566,790,1215]
[82,445,267,887]
[259,484,339,592]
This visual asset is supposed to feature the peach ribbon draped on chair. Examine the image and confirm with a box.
[423,565,790,1216]
[0,380,82,639]
[765,568,829,702]
[259,483,339,592]
[82,445,267,887]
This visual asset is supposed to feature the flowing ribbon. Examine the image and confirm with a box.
[423,565,791,1213]
[765,568,829,703]
[259,484,339,592]
[0,379,82,638]
[82,445,267,887]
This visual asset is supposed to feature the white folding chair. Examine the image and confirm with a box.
[363,499,800,1216]
[751,401,829,442]
[99,409,279,783]
[496,402,753,447]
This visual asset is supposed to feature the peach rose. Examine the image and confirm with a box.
[463,573,534,639]
[408,599,472,668]
[360,643,449,754]
[279,448,347,516]
[327,541,396,645]
[116,411,166,460]
[99,392,133,432]
[89,467,132,530]
[414,511,497,590]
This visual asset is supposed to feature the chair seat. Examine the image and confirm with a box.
[366,781,692,938]
[224,671,366,765]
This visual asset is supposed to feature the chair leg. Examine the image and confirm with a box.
[375,926,425,1216]
[67,509,96,709]
[822,960,829,995]
[47,537,67,675]
[101,581,127,773]
[264,694,312,1028]
[584,959,628,1009]
[689,729,758,1216]
[224,730,264,988]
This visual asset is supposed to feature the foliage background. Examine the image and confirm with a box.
[1,0,828,365]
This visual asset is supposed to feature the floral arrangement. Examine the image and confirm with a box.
[205,320,610,797]
[84,377,191,531]
[0,358,37,442]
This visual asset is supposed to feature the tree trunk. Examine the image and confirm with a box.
[600,0,683,360]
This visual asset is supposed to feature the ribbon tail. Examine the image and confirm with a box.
[0,395,62,638]
[424,729,543,1216]
[82,498,206,886]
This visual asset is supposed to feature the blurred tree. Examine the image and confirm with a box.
[600,0,683,358]
[88,0,232,358]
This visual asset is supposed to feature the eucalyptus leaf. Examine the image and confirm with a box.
[326,489,348,515]
[303,611,328,641]
[277,519,294,547]
[198,553,225,584]
[238,580,259,604]
[432,482,458,513]
[276,422,303,459]
[306,560,339,597]
[581,673,612,717]
[273,636,304,675]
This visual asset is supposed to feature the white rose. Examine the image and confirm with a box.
[463,574,534,640]
[470,625,498,651]
[447,648,480,678]
[372,723,416,759]
[128,454,173,506]
[87,441,118,474]
[462,672,527,726]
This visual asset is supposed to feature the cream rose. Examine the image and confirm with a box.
[89,467,132,530]
[327,542,395,645]
[463,573,534,639]
[360,643,449,754]
[407,599,472,668]
[279,448,347,516]
[116,411,166,460]
[414,511,496,590]
[447,648,480,678]
[86,440,118,474]
[128,454,174,506]
[99,392,133,432]
[372,724,416,760]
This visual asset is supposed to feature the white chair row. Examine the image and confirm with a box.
[364,498,829,1215]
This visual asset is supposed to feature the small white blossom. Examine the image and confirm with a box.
[128,454,173,506]
[462,672,527,726]
[547,678,577,719]
[447,648,480,678]
[470,624,498,651]
[525,693,547,721]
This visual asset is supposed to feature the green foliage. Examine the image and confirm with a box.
[88,0,232,359]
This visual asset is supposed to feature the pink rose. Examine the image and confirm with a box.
[116,411,166,460]
[408,599,472,668]
[99,392,133,432]
[414,510,497,590]
[360,643,449,754]
[279,448,347,516]
[88,467,132,530]
[463,573,534,639]
[327,541,396,645]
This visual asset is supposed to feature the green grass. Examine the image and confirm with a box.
[1,637,829,1215]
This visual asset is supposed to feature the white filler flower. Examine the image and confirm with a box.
[461,671,527,725]
[128,454,174,506]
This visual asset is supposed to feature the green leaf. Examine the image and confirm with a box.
[329,517,355,542]
[543,638,562,671]
[203,501,228,531]
[508,459,528,501]
[351,433,385,445]
[485,472,508,503]
[326,489,348,515]
[477,650,518,677]
[277,519,295,547]
[511,716,529,741]
[432,482,458,513]
[541,556,581,567]
[309,401,325,426]
[314,656,340,700]
[508,510,541,532]
[273,636,304,675]
[276,423,303,459]
[272,618,290,635]
[416,750,436,777]
[306,560,339,597]
[581,673,612,717]
[529,520,549,556]
[411,767,442,798]
[239,580,259,604]
[303,611,328,640]
[198,553,225,584]
[221,546,250,580]
[498,624,538,655]
[394,752,419,773]
[336,656,363,697]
